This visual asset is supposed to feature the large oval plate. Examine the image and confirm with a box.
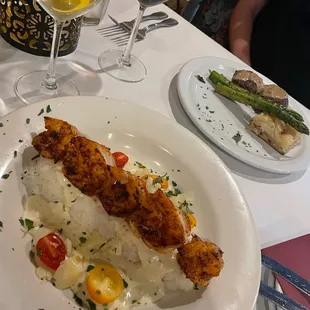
[177,56,310,174]
[0,96,260,310]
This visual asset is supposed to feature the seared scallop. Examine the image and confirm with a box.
[177,235,224,286]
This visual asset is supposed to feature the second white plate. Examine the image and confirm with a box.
[177,56,310,174]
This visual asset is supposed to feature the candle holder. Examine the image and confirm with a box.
[0,0,81,57]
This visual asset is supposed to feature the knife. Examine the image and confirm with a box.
[108,14,164,40]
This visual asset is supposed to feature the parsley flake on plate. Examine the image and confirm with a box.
[73,294,83,307]
[79,236,87,244]
[38,108,44,116]
[123,279,128,288]
[25,218,34,231]
[232,132,242,145]
[87,299,96,310]
[87,265,94,272]
[135,161,146,169]
[152,173,167,185]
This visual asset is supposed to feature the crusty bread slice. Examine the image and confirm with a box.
[248,113,301,154]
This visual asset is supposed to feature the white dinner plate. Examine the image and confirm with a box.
[177,56,310,174]
[0,96,260,310]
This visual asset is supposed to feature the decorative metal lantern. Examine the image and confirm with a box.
[0,0,82,57]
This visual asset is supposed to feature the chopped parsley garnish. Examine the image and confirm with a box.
[46,105,52,113]
[38,108,44,116]
[99,242,106,249]
[19,218,24,226]
[37,248,42,256]
[82,231,87,235]
[165,176,169,181]
[123,279,128,288]
[57,228,63,234]
[77,283,82,288]
[0,122,3,127]
[67,221,71,225]
[135,161,146,169]
[165,188,182,197]
[25,219,34,231]
[132,300,137,304]
[101,267,105,271]
[107,121,110,124]
[209,110,215,114]
[30,251,35,259]
[18,139,23,143]
[14,151,17,158]
[26,118,30,124]
[193,284,199,290]
[87,265,95,272]
[90,249,94,253]
[1,174,10,179]
[80,236,87,244]
[196,75,206,83]
[182,201,194,214]
[73,294,83,307]
[232,132,242,145]
[31,154,40,160]
[172,181,177,187]
[87,299,96,310]
[96,290,101,295]
[152,173,167,185]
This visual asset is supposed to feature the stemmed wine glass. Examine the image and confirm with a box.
[14,0,103,104]
[98,0,168,83]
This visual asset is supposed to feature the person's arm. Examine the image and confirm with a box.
[229,0,267,65]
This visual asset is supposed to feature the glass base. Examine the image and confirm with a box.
[14,70,80,105]
[98,49,147,83]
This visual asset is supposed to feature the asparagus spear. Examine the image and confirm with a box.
[214,83,309,135]
[209,70,304,122]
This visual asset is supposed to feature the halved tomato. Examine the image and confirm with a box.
[36,233,67,270]
[112,152,129,168]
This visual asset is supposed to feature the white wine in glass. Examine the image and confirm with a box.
[14,0,102,104]
[38,0,97,21]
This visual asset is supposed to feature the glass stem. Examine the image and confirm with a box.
[121,5,145,66]
[42,20,64,92]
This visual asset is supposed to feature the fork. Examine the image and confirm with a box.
[97,11,168,35]
[111,18,179,45]
[260,254,310,310]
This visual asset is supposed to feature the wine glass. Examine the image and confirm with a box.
[14,0,103,104]
[98,0,168,83]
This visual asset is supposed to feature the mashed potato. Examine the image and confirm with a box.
[21,157,194,310]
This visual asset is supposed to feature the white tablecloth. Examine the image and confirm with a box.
[0,0,309,249]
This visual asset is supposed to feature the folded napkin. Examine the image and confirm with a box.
[262,234,310,308]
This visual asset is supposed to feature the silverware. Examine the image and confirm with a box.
[260,283,309,310]
[260,254,310,310]
[97,11,168,34]
[112,18,179,45]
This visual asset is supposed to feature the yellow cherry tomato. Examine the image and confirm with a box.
[141,174,169,190]
[186,213,197,228]
[86,264,124,304]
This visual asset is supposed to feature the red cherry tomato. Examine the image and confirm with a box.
[36,233,67,270]
[112,152,129,168]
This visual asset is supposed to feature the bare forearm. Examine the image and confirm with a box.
[229,0,267,65]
